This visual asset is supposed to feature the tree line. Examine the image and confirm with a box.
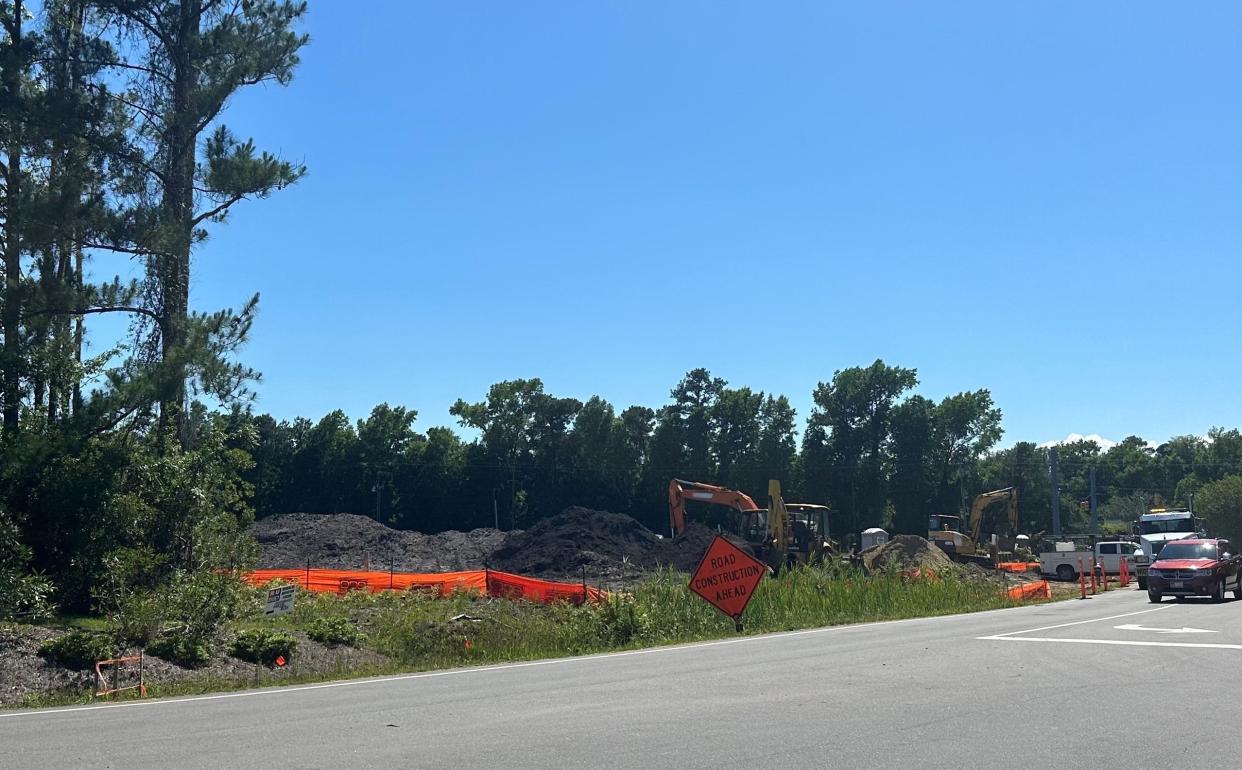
[1,0,307,616]
[5,2,1242,624]
[230,363,1242,548]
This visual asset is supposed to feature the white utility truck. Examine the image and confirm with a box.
[1133,509,1205,590]
[1039,540,1141,582]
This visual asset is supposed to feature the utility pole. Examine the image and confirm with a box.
[1088,466,1098,533]
[1049,447,1062,538]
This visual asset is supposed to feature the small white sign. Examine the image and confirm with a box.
[264,585,296,616]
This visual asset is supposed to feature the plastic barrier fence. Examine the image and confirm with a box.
[242,568,606,605]
[1006,580,1052,601]
[996,562,1040,573]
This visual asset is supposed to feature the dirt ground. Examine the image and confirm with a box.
[0,622,390,708]
[251,513,510,572]
[252,508,734,585]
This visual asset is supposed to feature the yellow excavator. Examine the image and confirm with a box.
[668,479,833,570]
[928,486,1019,565]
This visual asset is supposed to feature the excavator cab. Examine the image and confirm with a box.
[928,514,977,556]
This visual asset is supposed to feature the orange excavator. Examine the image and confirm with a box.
[668,479,834,569]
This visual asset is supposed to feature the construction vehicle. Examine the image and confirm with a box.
[667,478,833,570]
[928,486,1019,565]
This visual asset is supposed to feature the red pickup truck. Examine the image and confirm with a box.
[1147,538,1242,603]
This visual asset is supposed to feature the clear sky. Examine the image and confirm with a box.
[88,1,1242,445]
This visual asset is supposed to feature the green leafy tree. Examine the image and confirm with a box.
[803,360,918,537]
[712,386,763,494]
[1197,475,1242,544]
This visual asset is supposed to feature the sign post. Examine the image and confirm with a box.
[689,535,768,631]
[263,584,296,616]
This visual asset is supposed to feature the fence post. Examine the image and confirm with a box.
[305,559,311,589]
[1079,558,1087,599]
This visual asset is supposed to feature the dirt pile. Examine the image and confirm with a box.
[250,513,509,573]
[251,508,735,584]
[488,507,726,580]
[860,535,955,574]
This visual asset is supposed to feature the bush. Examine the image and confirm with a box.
[307,616,363,647]
[231,629,297,665]
[147,635,211,668]
[0,515,56,621]
[38,631,114,671]
[110,570,255,650]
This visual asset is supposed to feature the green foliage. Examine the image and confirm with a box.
[0,512,55,621]
[1197,475,1242,544]
[306,616,363,647]
[38,631,115,671]
[231,629,297,666]
[147,635,211,668]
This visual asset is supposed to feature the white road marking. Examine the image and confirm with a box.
[1114,624,1216,634]
[0,601,1042,721]
[982,604,1173,639]
[983,636,1242,651]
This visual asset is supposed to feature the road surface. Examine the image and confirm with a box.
[3,588,1239,768]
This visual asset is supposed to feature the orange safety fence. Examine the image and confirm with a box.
[241,568,606,605]
[1006,580,1052,601]
[96,654,147,698]
[996,562,1040,573]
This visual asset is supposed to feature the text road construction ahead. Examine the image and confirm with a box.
[689,535,767,620]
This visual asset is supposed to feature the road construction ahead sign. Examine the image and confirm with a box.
[689,535,767,622]
[264,584,296,616]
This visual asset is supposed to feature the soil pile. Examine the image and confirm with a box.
[490,508,746,580]
[860,535,955,574]
[250,513,509,573]
[251,508,737,584]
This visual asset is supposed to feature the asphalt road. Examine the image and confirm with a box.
[4,588,1241,769]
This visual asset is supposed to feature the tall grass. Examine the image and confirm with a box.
[327,562,1020,667]
[13,564,1027,708]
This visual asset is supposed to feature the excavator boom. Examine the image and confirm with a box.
[668,479,760,537]
[967,486,1018,544]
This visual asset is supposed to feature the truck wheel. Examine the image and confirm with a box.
[1212,579,1225,604]
[1235,578,1242,601]
[1137,577,1147,590]
[1056,564,1075,582]
[1148,590,1162,603]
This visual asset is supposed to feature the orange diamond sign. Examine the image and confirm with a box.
[689,535,767,622]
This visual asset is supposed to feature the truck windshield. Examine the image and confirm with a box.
[1140,518,1193,534]
[1155,543,1217,561]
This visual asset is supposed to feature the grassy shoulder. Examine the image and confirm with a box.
[9,562,1040,709]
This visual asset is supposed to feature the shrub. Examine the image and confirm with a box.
[147,635,211,668]
[38,631,114,671]
[0,515,56,622]
[307,616,363,647]
[110,570,255,650]
[231,629,297,665]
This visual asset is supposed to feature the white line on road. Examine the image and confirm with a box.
[0,601,1041,722]
[981,636,1242,651]
[1114,624,1216,634]
[983,604,1173,639]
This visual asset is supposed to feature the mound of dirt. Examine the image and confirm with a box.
[251,508,735,585]
[860,535,955,574]
[250,513,509,573]
[489,507,669,578]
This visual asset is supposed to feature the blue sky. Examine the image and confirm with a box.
[87,2,1242,445]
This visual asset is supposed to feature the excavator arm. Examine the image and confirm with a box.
[968,487,1018,544]
[668,479,760,537]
